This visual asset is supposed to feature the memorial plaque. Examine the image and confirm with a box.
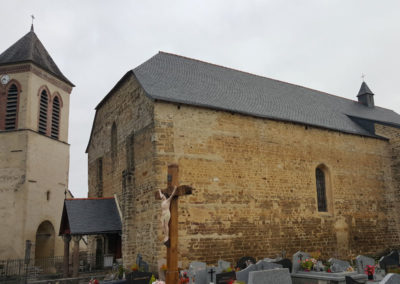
[216,271,236,284]
[126,271,153,284]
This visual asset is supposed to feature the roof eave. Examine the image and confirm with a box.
[0,60,74,87]
[151,96,386,140]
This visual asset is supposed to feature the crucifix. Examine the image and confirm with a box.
[155,164,193,284]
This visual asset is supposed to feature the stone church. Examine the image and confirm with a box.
[86,52,400,270]
[0,27,73,260]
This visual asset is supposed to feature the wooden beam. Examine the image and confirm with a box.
[166,164,179,284]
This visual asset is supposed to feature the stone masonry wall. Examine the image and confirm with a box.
[375,123,400,241]
[153,102,400,267]
[87,74,160,269]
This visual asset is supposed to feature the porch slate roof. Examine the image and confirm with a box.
[59,198,122,235]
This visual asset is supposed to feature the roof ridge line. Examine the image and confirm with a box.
[158,51,361,104]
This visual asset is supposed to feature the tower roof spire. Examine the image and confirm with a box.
[0,29,74,86]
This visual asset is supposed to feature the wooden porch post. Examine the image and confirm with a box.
[72,235,81,277]
[62,234,71,277]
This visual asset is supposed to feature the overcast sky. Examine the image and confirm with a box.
[1,1,400,197]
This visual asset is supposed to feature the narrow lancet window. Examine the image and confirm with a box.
[5,84,19,130]
[316,167,327,212]
[111,123,117,164]
[97,158,103,197]
[51,97,60,139]
[38,90,48,134]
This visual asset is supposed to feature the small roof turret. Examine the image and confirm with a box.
[0,29,73,86]
[357,81,374,107]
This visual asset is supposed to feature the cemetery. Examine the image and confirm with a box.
[105,249,400,284]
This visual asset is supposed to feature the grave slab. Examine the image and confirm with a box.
[380,273,400,284]
[328,258,351,273]
[248,268,292,284]
[255,260,282,271]
[291,271,367,284]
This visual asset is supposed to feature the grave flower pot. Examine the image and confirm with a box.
[368,273,373,280]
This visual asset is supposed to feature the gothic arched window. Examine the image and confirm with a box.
[51,96,60,139]
[5,84,19,130]
[38,90,48,135]
[316,167,327,212]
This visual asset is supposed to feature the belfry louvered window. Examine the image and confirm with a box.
[5,84,19,130]
[316,168,327,212]
[51,97,60,139]
[38,90,48,134]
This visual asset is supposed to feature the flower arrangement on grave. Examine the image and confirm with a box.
[300,258,317,271]
[223,266,233,273]
[131,264,139,271]
[346,266,354,272]
[178,272,189,284]
[365,265,376,279]
[117,265,125,279]
[323,261,332,273]
[160,264,167,271]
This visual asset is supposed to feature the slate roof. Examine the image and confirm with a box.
[0,29,74,86]
[59,198,122,235]
[131,52,400,137]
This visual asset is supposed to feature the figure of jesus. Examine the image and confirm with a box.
[159,186,177,247]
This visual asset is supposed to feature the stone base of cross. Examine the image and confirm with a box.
[155,164,194,284]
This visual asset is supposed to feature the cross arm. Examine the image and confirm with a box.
[154,185,194,200]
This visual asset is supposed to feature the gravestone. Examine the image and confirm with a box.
[387,251,399,263]
[255,260,282,271]
[218,260,231,271]
[273,259,292,273]
[136,254,149,272]
[374,268,386,281]
[194,269,208,284]
[216,271,236,284]
[380,273,400,284]
[292,251,310,273]
[355,255,375,274]
[126,271,152,284]
[379,251,400,272]
[248,268,292,284]
[188,261,206,284]
[236,263,257,283]
[328,258,350,272]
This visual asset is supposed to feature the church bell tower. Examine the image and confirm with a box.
[0,26,74,260]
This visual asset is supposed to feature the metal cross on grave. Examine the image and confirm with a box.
[155,164,194,284]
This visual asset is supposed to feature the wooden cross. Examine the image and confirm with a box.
[155,164,193,284]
